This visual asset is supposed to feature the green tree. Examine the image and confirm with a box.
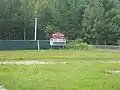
[82,0,104,44]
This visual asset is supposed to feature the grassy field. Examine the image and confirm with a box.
[0,50,120,90]
[0,50,120,61]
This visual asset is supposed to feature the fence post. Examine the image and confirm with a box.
[37,40,40,50]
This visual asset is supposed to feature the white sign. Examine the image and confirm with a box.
[50,38,66,46]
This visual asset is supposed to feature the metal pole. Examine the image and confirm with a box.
[34,18,37,40]
[9,32,10,40]
[24,28,26,40]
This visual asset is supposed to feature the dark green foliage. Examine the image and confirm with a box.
[66,39,93,50]
[0,0,120,45]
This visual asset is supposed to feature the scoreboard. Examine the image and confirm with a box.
[50,32,66,46]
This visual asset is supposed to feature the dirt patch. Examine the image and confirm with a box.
[105,69,120,75]
[0,83,6,90]
[0,61,68,65]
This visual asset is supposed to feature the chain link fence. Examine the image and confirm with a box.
[92,45,120,50]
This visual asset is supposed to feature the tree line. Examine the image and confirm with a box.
[0,0,120,45]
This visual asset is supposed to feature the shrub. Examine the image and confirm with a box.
[66,39,93,50]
